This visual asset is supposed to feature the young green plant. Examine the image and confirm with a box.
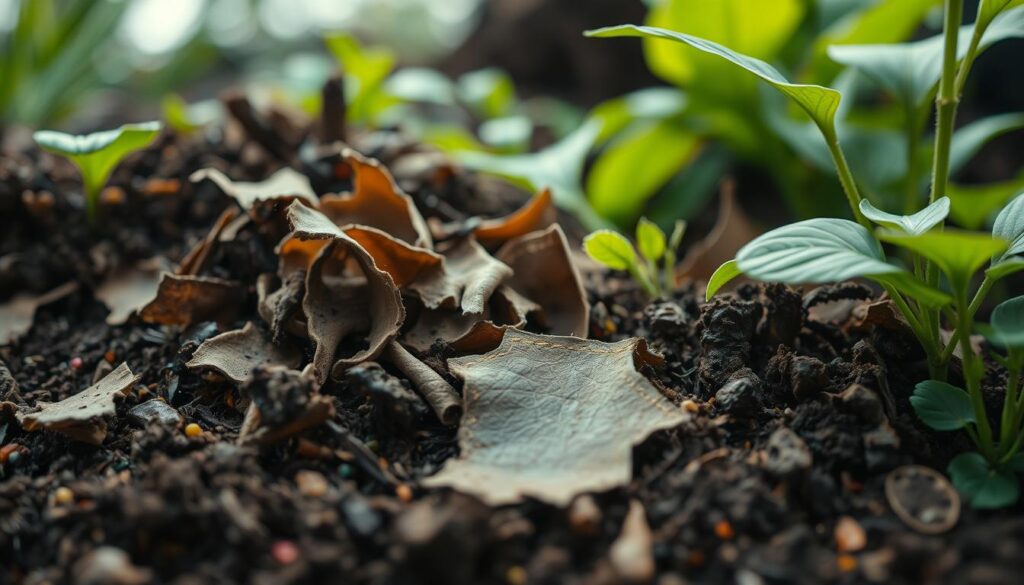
[588,0,1024,506]
[33,122,162,224]
[584,218,685,297]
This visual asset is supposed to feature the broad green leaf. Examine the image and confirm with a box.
[979,0,1024,29]
[587,25,843,142]
[947,174,1024,229]
[641,0,805,99]
[587,118,701,225]
[384,67,455,105]
[589,87,688,143]
[458,119,607,230]
[948,451,1021,509]
[478,116,532,151]
[324,34,396,123]
[910,380,977,431]
[705,259,742,300]
[859,197,950,235]
[457,68,516,119]
[990,296,1024,348]
[948,113,1024,176]
[636,217,666,262]
[878,229,1009,293]
[584,230,637,271]
[33,121,162,199]
[993,193,1024,261]
[987,257,1024,281]
[828,6,1024,108]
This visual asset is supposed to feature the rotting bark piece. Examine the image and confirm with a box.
[0,282,78,345]
[186,322,302,385]
[15,363,138,445]
[423,329,688,505]
[94,258,169,325]
[190,167,318,210]
[319,149,433,248]
[474,188,556,249]
[139,274,244,327]
[496,224,589,337]
[384,341,461,425]
[678,181,760,283]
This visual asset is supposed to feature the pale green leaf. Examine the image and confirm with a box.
[910,380,976,431]
[947,174,1024,229]
[705,259,742,300]
[993,193,1024,261]
[636,217,667,262]
[949,452,1020,509]
[589,87,687,143]
[990,296,1024,348]
[478,116,532,151]
[859,197,950,235]
[325,34,396,123]
[588,25,843,141]
[587,118,701,225]
[878,229,1008,293]
[384,67,455,105]
[987,257,1024,281]
[979,0,1024,29]
[457,68,515,119]
[584,230,637,271]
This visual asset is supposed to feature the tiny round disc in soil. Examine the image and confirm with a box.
[885,465,960,535]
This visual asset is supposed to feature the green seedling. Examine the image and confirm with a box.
[591,0,1024,506]
[584,218,685,297]
[33,122,162,223]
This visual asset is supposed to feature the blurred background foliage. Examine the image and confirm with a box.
[1,0,1021,232]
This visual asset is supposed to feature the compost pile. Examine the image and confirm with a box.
[0,95,1019,585]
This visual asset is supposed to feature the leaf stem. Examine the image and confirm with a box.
[824,134,870,228]
[941,275,994,364]
[929,0,965,204]
[956,292,996,460]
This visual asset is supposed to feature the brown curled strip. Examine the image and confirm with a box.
[384,341,462,426]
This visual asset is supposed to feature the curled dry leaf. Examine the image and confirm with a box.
[319,149,433,248]
[139,274,244,326]
[423,329,688,505]
[190,167,318,210]
[186,322,302,384]
[677,184,760,283]
[15,362,138,444]
[177,207,240,276]
[496,224,589,337]
[0,282,78,345]
[384,341,462,425]
[256,272,307,342]
[344,226,443,288]
[94,258,170,325]
[401,286,535,354]
[412,237,512,314]
[474,188,556,249]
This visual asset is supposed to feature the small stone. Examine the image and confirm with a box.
[568,495,602,536]
[184,423,202,438]
[764,427,812,478]
[714,519,735,540]
[73,546,151,585]
[836,384,885,425]
[54,486,75,505]
[834,516,867,552]
[714,377,761,417]
[789,356,829,400]
[341,494,382,538]
[70,357,84,371]
[271,540,300,565]
[127,400,183,428]
[295,470,329,498]
[396,483,413,502]
[338,463,353,478]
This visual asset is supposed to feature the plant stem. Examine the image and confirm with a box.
[957,293,996,460]
[940,275,994,364]
[999,361,1022,455]
[954,17,985,97]
[825,135,870,228]
[929,0,965,204]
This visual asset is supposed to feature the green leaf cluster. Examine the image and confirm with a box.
[584,219,685,297]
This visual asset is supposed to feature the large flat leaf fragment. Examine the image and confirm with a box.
[424,330,688,505]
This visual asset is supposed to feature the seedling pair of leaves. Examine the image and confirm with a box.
[33,122,162,224]
[583,218,685,297]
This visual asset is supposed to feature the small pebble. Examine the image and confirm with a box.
[0,444,21,464]
[271,540,300,565]
[53,486,74,505]
[396,484,413,502]
[295,470,329,498]
[681,399,700,413]
[104,350,116,364]
[184,423,202,438]
[835,516,867,553]
[70,357,83,371]
[714,519,734,540]
[338,464,353,478]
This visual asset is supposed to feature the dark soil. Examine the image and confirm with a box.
[1,102,1021,585]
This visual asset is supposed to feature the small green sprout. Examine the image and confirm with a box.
[584,218,685,297]
[33,122,162,223]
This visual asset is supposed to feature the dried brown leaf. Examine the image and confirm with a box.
[319,149,433,248]
[185,322,302,384]
[190,167,318,210]
[496,225,589,337]
[139,274,244,326]
[16,362,138,444]
[475,188,556,249]
[177,207,240,276]
[95,259,169,325]
[0,282,78,345]
[678,185,760,282]
[423,330,687,505]
[412,237,512,314]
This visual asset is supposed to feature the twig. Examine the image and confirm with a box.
[384,341,462,425]
[320,75,347,144]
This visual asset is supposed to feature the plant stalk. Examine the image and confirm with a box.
[824,135,870,228]
[957,293,996,460]
[929,0,965,204]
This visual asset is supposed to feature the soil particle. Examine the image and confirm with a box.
[714,375,762,417]
[697,297,760,396]
[764,427,813,479]
[127,399,183,429]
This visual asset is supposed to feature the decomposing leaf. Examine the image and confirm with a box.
[94,259,170,325]
[343,226,444,288]
[401,286,536,354]
[496,225,589,337]
[678,185,760,282]
[320,149,433,248]
[16,362,138,444]
[190,167,318,210]
[238,366,334,445]
[412,237,512,314]
[423,330,688,505]
[0,282,78,345]
[384,341,461,425]
[139,274,244,326]
[474,188,556,248]
[177,207,240,276]
[256,272,307,342]
[186,322,302,384]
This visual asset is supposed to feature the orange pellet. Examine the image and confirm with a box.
[837,554,858,573]
[687,550,705,568]
[396,484,413,502]
[100,186,126,206]
[53,487,74,505]
[682,399,700,413]
[104,350,116,363]
[0,444,20,464]
[505,565,527,585]
[184,423,202,438]
[714,519,735,540]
